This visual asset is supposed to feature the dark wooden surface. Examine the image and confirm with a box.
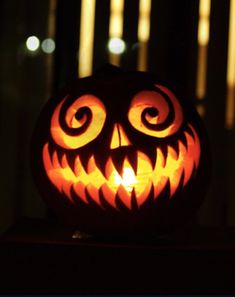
[0,217,235,294]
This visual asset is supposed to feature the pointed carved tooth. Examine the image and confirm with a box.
[62,181,73,201]
[153,176,168,199]
[168,172,183,201]
[43,143,53,171]
[137,151,153,174]
[193,127,201,168]
[56,150,64,167]
[158,147,167,168]
[74,155,83,177]
[140,183,154,208]
[70,186,86,206]
[135,151,152,202]
[154,148,163,170]
[115,194,129,212]
[105,157,115,180]
[181,133,188,150]
[167,145,178,161]
[86,184,102,206]
[165,142,187,198]
[122,157,135,177]
[169,141,180,159]
[169,167,184,198]
[131,190,138,211]
[117,184,132,209]
[101,183,116,209]
[111,154,126,177]
[162,179,171,199]
[65,154,75,173]
[178,139,187,155]
[149,149,157,170]
[153,179,170,202]
[48,143,54,161]
[182,127,201,186]
[185,124,196,140]
[185,131,194,146]
[186,125,201,169]
[127,150,138,175]
[183,153,194,186]
[43,144,63,191]
[73,181,88,203]
[61,154,68,168]
[52,150,60,168]
[99,186,118,211]
[87,155,97,174]
[94,154,109,178]
[178,169,185,190]
[79,153,91,174]
[153,147,168,199]
[85,187,103,209]
[135,178,152,207]
[142,147,157,170]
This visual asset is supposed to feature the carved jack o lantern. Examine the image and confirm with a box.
[31,67,210,236]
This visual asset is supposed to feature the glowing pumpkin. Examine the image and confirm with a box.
[31,67,210,236]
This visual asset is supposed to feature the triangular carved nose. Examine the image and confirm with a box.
[110,123,132,149]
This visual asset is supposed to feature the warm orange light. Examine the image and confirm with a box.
[78,0,96,77]
[50,95,106,149]
[128,86,183,138]
[138,0,151,43]
[225,0,235,129]
[198,0,211,46]
[108,0,124,66]
[43,124,200,209]
[110,123,132,149]
[137,0,151,71]
[196,0,211,99]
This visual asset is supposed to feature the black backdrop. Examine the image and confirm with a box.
[0,0,234,233]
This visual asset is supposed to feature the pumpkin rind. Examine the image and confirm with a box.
[31,68,210,236]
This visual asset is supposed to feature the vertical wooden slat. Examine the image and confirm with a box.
[226,0,235,225]
[137,0,151,71]
[78,0,96,77]
[196,0,211,100]
[108,0,124,66]
[225,0,235,129]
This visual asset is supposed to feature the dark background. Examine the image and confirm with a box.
[0,0,234,234]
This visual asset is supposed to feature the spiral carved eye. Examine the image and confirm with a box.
[128,85,183,138]
[51,94,106,149]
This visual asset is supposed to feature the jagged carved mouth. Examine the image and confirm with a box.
[42,124,200,210]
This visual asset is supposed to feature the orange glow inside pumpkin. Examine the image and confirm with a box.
[110,123,132,149]
[43,124,200,209]
[51,95,106,149]
[128,85,183,138]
